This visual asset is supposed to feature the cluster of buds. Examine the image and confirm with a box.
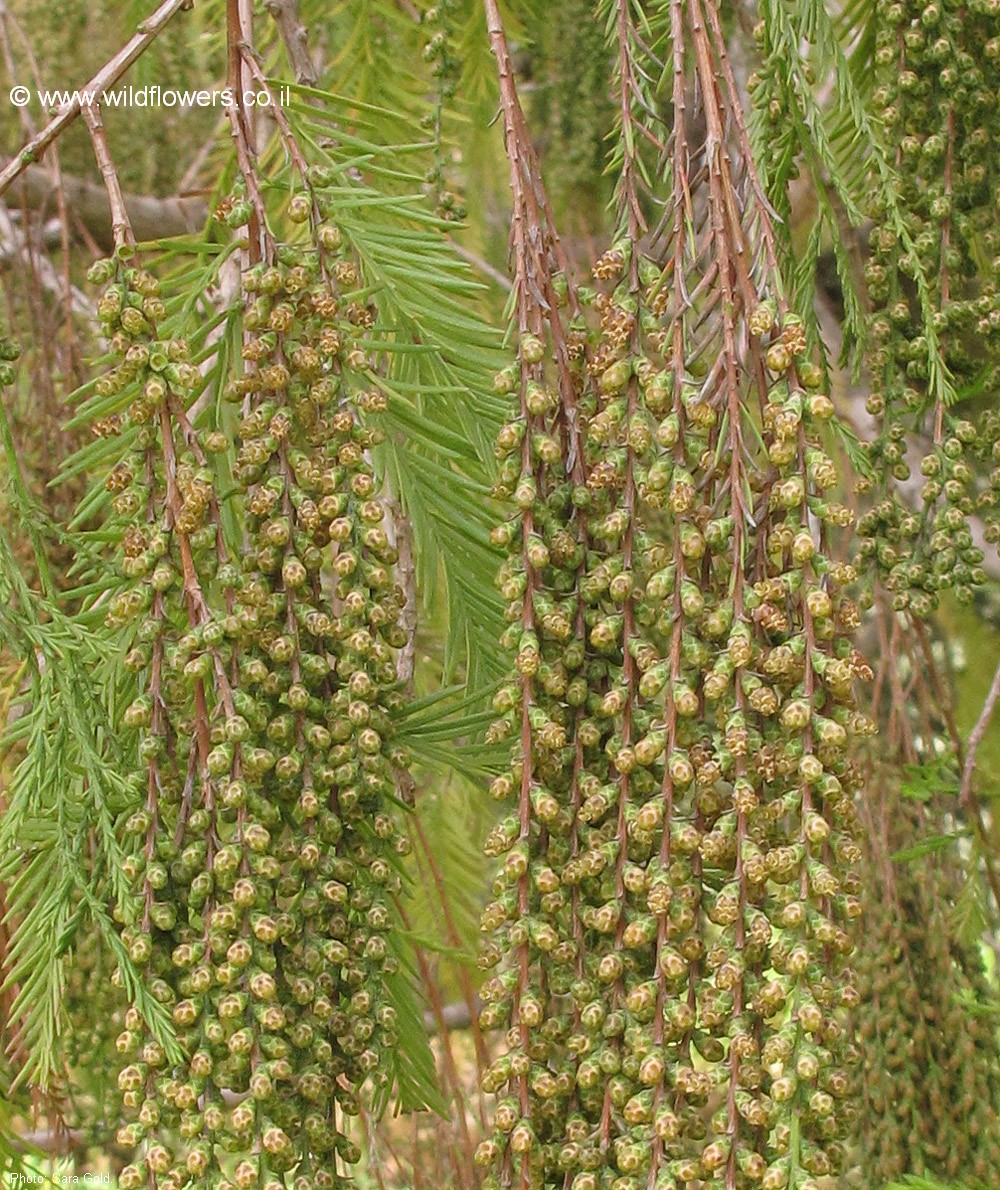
[854,777,1000,1185]
[478,2,867,1186]
[480,264,867,1190]
[860,0,1000,611]
[479,264,609,1186]
[94,177,410,1188]
[421,2,466,221]
[0,331,19,389]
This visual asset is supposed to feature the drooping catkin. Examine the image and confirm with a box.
[479,2,868,1186]
[99,182,412,1189]
[859,0,1000,614]
[854,777,1000,1186]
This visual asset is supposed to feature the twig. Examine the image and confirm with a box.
[395,901,478,1187]
[227,0,272,266]
[0,0,194,197]
[448,238,512,291]
[959,656,1000,914]
[263,0,317,86]
[413,813,490,1088]
[79,105,134,254]
[239,49,310,181]
[389,497,418,691]
[912,619,963,755]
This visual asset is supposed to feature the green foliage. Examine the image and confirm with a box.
[0,393,180,1094]
[276,85,508,685]
[888,1178,978,1190]
[526,0,617,229]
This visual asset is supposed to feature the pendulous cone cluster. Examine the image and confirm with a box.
[860,0,1000,613]
[477,2,870,1187]
[854,776,1000,1186]
[91,176,411,1189]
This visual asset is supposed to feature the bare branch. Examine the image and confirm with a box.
[449,238,512,291]
[0,159,206,249]
[0,0,195,198]
[264,0,317,86]
[959,657,1000,914]
[80,104,134,254]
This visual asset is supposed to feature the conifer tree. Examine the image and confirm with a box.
[0,2,997,1188]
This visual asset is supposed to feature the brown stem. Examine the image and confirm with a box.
[395,900,479,1187]
[701,0,784,290]
[687,9,754,1182]
[959,656,1000,915]
[0,0,194,197]
[413,814,490,1085]
[263,0,317,85]
[614,0,647,235]
[238,49,314,202]
[650,7,693,1177]
[485,6,544,1182]
[482,0,586,407]
[933,105,954,445]
[599,0,647,1154]
[79,104,134,254]
[227,0,271,265]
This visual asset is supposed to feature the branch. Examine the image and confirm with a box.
[959,657,1000,914]
[0,159,206,249]
[227,0,271,265]
[263,0,317,86]
[79,104,134,254]
[966,666,1000,785]
[812,283,1000,579]
[448,238,512,291]
[0,0,194,197]
[0,205,90,318]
